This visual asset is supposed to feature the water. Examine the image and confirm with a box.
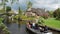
[52,31,60,34]
[6,23,29,34]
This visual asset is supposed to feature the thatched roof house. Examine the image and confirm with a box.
[25,8,49,17]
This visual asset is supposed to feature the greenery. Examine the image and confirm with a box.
[27,1,32,9]
[43,18,60,29]
[6,6,11,12]
[38,17,44,24]
[53,8,60,19]
[48,11,53,17]
[0,9,5,13]
[0,18,10,34]
[13,15,35,20]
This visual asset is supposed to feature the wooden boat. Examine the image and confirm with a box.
[26,26,53,34]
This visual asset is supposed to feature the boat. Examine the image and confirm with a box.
[26,26,53,34]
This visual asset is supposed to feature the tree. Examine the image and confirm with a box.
[19,7,22,15]
[27,1,32,9]
[6,6,11,12]
[53,8,60,19]
[53,11,57,17]
[2,0,8,12]
[48,11,53,17]
[6,6,11,16]
[11,0,16,5]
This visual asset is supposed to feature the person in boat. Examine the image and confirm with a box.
[35,23,39,29]
[27,21,32,28]
[29,22,32,28]
[44,25,48,33]
[32,22,36,29]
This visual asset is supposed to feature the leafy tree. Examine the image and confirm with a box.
[1,0,8,12]
[53,8,60,19]
[6,6,11,12]
[19,7,22,15]
[6,6,11,16]
[18,7,22,21]
[48,11,53,17]
[27,1,32,9]
[53,11,57,17]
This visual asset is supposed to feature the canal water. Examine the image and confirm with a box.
[3,18,29,34]
[52,31,60,34]
[5,22,29,34]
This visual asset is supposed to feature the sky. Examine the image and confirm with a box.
[0,0,60,11]
[32,0,59,10]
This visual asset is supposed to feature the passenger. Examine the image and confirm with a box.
[32,22,36,29]
[27,22,31,28]
[44,25,48,33]
[29,22,32,28]
[35,23,39,29]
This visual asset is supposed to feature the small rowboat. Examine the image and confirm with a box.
[26,26,53,34]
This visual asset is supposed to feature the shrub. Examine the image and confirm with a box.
[38,17,44,24]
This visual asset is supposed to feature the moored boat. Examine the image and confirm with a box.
[26,25,53,34]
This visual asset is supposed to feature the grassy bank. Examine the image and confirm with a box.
[43,18,60,29]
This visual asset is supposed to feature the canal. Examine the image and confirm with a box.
[3,19,60,34]
[3,19,29,34]
[7,23,28,34]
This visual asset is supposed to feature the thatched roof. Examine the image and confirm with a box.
[26,8,47,16]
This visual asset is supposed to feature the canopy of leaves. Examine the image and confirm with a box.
[27,1,32,9]
[6,6,11,12]
[53,8,60,19]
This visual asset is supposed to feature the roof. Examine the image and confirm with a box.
[26,8,46,16]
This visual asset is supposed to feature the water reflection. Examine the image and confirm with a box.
[3,19,28,34]
[18,23,21,29]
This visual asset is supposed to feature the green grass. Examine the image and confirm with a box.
[43,18,60,29]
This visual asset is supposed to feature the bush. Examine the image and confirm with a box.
[53,8,60,19]
[0,18,10,34]
[6,6,11,12]
[38,17,44,24]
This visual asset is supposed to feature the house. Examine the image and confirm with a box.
[25,8,49,23]
[25,8,49,17]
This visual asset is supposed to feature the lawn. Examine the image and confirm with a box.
[43,18,60,30]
